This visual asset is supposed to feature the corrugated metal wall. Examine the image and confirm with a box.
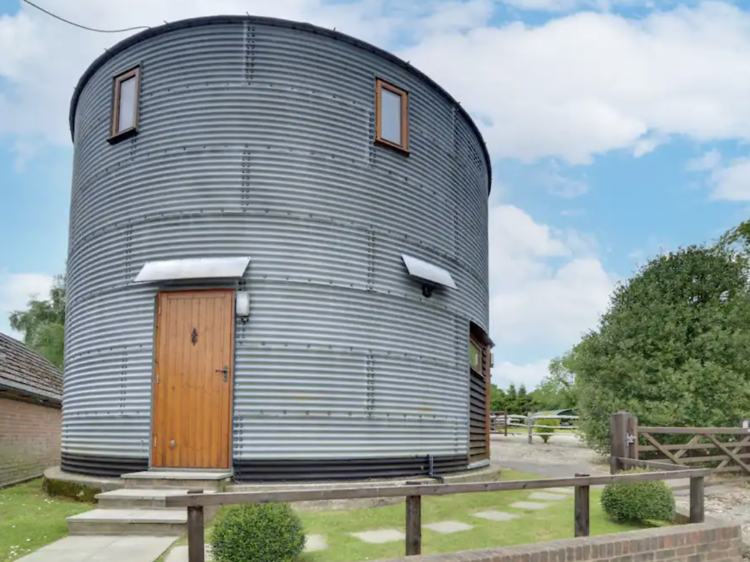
[64,17,490,477]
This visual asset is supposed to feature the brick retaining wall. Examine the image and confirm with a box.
[0,396,61,487]
[375,521,741,562]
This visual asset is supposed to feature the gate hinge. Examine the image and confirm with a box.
[627,434,636,445]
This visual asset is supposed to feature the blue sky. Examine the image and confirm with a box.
[2,0,750,388]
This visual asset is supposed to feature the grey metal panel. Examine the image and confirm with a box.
[64,17,489,469]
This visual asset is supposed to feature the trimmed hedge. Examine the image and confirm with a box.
[534,418,560,443]
[601,478,675,523]
[210,503,305,562]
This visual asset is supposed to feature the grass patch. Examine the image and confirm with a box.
[299,469,644,561]
[0,478,94,562]
[160,469,649,562]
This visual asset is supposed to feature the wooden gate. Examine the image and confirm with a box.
[636,424,750,477]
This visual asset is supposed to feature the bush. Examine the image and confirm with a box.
[601,477,675,523]
[209,503,306,562]
[534,417,560,443]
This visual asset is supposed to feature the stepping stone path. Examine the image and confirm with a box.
[510,501,551,510]
[305,534,328,552]
[529,492,569,501]
[351,529,406,544]
[423,521,475,534]
[471,510,520,522]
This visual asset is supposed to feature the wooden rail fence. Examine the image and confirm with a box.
[166,415,709,562]
[611,412,750,477]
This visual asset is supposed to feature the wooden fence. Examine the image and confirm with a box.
[491,411,579,443]
[611,412,750,477]
[166,414,709,562]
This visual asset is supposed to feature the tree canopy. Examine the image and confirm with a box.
[9,275,66,368]
[573,244,750,452]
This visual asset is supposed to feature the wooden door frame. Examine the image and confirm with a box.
[150,288,236,469]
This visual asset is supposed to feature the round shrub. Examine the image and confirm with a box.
[209,503,305,562]
[534,417,560,443]
[601,478,675,523]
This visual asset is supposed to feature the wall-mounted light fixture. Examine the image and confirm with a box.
[236,291,250,322]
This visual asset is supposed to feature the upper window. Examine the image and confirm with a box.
[110,67,140,140]
[375,78,409,153]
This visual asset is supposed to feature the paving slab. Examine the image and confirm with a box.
[423,521,474,534]
[529,492,569,501]
[14,535,178,562]
[350,529,405,544]
[510,501,550,510]
[471,510,521,522]
[305,534,328,552]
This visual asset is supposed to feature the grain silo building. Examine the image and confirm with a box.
[63,15,492,482]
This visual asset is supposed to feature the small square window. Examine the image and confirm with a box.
[470,339,482,373]
[375,78,409,153]
[110,67,140,142]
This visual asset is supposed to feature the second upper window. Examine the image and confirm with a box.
[375,78,409,153]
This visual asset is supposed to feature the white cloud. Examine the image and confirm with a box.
[5,2,750,165]
[488,204,615,352]
[687,149,722,172]
[400,2,750,164]
[493,359,551,390]
[0,271,55,338]
[709,159,750,201]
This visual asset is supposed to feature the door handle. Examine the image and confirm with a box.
[215,366,228,382]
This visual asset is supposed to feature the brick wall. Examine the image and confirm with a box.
[0,396,61,487]
[376,522,742,562]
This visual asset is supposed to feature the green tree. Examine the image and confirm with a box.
[573,244,750,453]
[9,275,66,368]
[490,383,507,411]
[516,384,532,413]
[505,383,519,413]
[533,350,581,411]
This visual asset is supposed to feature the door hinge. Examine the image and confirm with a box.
[156,373,160,384]
[153,435,157,449]
[158,306,162,316]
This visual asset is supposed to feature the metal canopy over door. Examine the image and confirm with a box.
[152,290,234,468]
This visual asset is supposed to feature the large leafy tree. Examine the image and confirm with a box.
[533,350,581,411]
[573,245,750,453]
[9,275,66,368]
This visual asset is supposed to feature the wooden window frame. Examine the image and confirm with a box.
[469,337,483,376]
[375,78,409,155]
[109,66,141,144]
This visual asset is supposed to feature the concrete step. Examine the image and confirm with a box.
[121,470,232,491]
[67,509,187,536]
[96,488,215,510]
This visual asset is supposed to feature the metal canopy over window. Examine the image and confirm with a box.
[401,254,456,289]
[134,257,250,283]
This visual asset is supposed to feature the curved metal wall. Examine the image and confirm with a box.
[63,17,490,480]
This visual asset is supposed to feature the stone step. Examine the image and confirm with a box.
[96,488,214,510]
[121,470,232,491]
[67,509,187,536]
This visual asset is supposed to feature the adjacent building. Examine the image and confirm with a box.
[63,15,492,482]
[0,333,62,486]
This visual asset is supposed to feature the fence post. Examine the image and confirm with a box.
[574,473,590,537]
[689,476,705,524]
[504,411,508,437]
[527,414,533,444]
[610,412,632,474]
[187,490,205,562]
[626,415,639,461]
[405,495,422,556]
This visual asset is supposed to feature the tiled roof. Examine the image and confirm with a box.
[0,332,62,402]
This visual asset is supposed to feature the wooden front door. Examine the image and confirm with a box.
[152,290,234,469]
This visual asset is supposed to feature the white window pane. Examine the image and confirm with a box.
[117,76,137,133]
[381,88,402,145]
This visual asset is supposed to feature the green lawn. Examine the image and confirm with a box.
[160,469,648,562]
[299,469,644,561]
[0,479,93,562]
